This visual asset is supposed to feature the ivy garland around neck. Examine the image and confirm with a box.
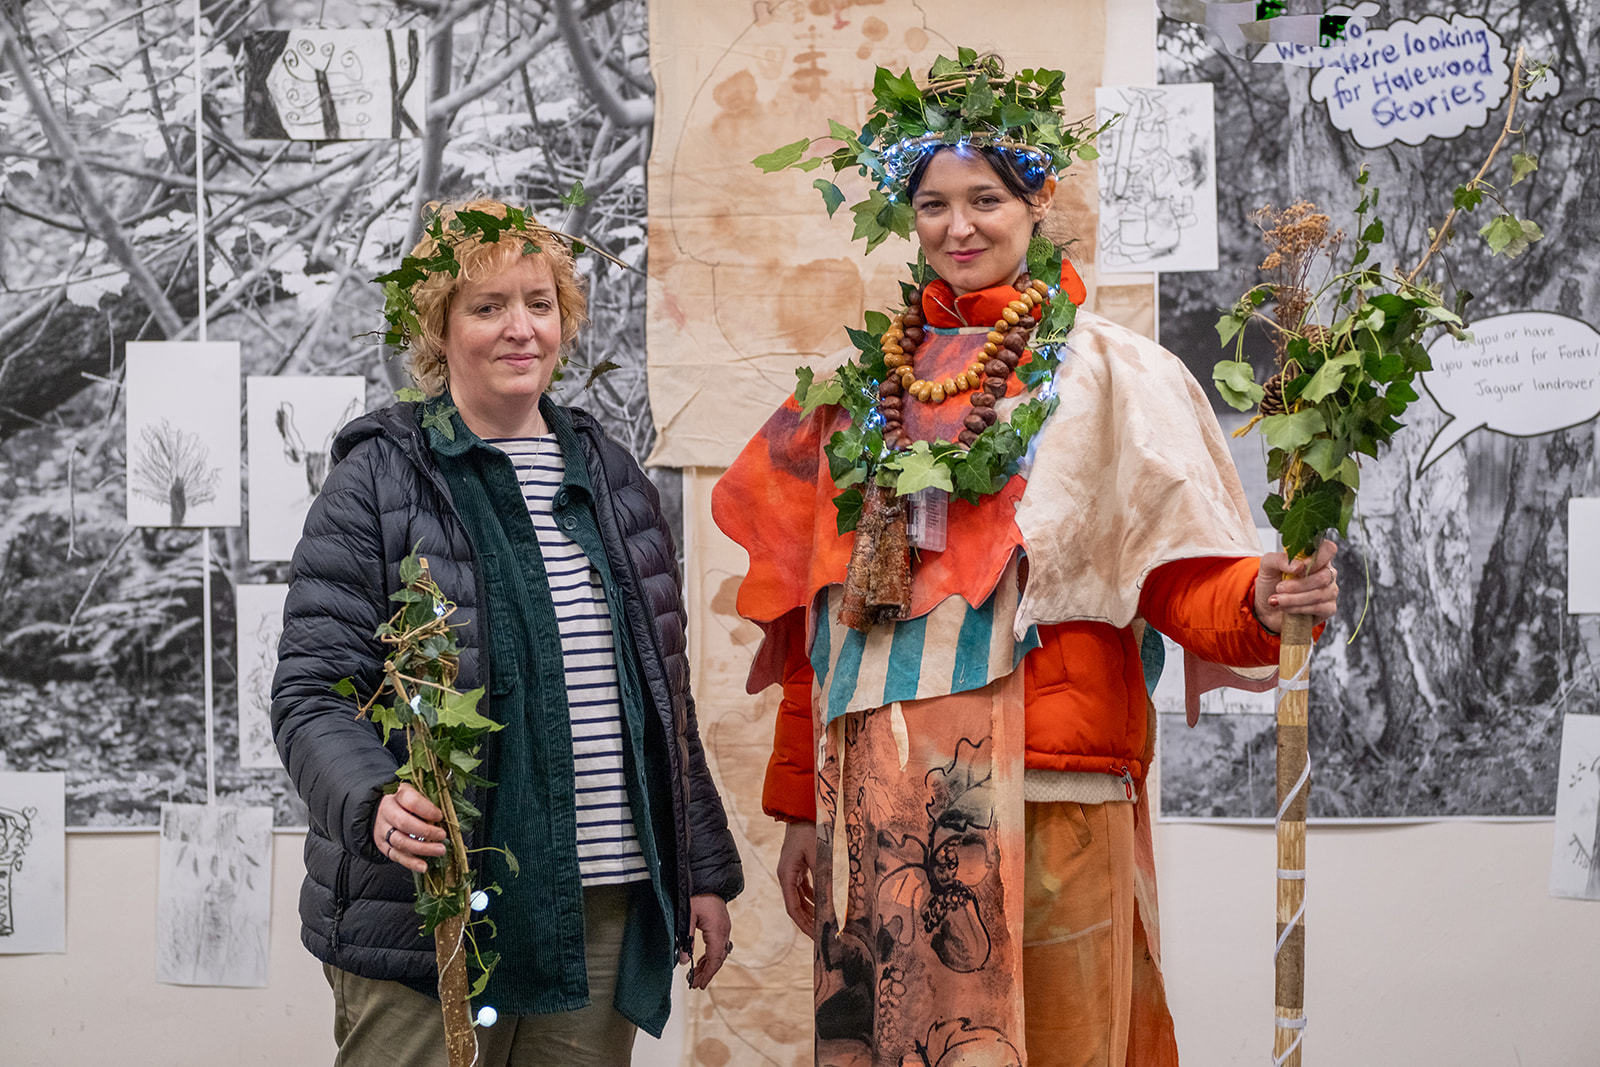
[796,237,1081,535]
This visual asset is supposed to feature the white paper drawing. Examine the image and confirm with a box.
[1569,499,1600,614]
[235,584,290,770]
[125,342,241,528]
[243,29,425,141]
[247,376,365,560]
[156,804,273,986]
[1550,715,1600,900]
[1096,84,1218,274]
[0,773,66,954]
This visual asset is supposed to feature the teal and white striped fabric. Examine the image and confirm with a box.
[810,557,1038,726]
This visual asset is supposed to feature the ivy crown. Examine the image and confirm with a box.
[752,49,1111,252]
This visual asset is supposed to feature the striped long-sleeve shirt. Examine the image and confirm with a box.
[489,436,649,886]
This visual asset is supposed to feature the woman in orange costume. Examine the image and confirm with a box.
[714,55,1337,1066]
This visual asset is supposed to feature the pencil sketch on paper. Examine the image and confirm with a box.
[242,29,425,141]
[1551,715,1600,900]
[1095,83,1219,274]
[235,584,289,770]
[0,772,66,954]
[246,375,365,561]
[130,418,222,527]
[274,398,357,498]
[124,341,241,529]
[156,804,273,986]
[0,803,36,937]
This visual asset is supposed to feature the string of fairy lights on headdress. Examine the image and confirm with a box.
[753,49,1110,251]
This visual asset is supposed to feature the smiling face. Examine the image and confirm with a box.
[911,147,1054,296]
[442,254,564,437]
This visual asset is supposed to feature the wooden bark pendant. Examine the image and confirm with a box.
[838,481,912,631]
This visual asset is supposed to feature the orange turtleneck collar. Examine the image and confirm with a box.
[920,260,1087,328]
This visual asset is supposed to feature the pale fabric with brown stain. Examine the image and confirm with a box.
[644,0,1109,468]
[1014,310,1264,635]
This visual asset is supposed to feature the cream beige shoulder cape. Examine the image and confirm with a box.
[1013,310,1265,636]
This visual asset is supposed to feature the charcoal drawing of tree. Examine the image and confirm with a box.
[1157,0,1600,818]
[131,418,221,526]
[0,0,659,825]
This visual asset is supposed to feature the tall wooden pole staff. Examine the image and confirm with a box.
[1273,607,1313,1067]
[1263,50,1533,1066]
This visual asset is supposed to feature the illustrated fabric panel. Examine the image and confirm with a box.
[645,1,1108,467]
[677,469,813,1064]
[124,342,242,529]
[246,375,365,561]
[812,671,1027,1065]
[156,803,273,986]
[0,772,66,955]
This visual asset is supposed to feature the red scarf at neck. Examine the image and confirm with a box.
[920,260,1087,327]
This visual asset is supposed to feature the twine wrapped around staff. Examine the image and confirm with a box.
[1210,48,1544,1066]
[1273,612,1312,1066]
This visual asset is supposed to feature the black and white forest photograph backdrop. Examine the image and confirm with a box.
[1156,0,1600,820]
[0,0,658,827]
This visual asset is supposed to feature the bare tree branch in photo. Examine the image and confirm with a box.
[427,24,559,122]
[1,26,185,337]
[554,0,651,128]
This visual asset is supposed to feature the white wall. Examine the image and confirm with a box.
[0,832,688,1067]
[1157,814,1600,1065]
[3,817,1595,1065]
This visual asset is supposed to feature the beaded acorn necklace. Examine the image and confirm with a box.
[878,276,1051,451]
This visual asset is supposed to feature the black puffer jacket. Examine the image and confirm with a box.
[271,401,742,980]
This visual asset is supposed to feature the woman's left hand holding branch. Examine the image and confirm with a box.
[374,782,448,873]
[1253,539,1339,634]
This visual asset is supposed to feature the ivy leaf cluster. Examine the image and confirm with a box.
[1210,143,1533,559]
[795,249,1075,532]
[367,204,622,361]
[752,50,1110,251]
[332,548,509,993]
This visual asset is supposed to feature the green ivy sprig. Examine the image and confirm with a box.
[752,49,1110,251]
[333,549,512,1000]
[1210,50,1546,561]
[797,240,1077,533]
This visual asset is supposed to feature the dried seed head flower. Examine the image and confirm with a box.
[1252,200,1343,363]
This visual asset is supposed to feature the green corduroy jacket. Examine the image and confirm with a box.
[427,395,678,1034]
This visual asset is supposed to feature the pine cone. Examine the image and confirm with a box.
[1260,371,1287,417]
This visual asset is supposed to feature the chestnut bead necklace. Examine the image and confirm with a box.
[878,277,1051,450]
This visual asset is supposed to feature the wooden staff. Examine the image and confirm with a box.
[1273,610,1313,1066]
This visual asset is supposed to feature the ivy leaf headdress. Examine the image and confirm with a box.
[752,49,1110,251]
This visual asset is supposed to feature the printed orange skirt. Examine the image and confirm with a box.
[812,676,1180,1066]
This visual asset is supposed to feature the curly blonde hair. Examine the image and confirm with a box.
[399,198,588,397]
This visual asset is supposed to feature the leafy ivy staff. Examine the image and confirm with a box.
[272,199,742,1066]
[714,54,1337,1066]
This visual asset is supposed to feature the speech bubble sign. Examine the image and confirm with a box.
[1308,13,1511,148]
[1418,311,1600,475]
